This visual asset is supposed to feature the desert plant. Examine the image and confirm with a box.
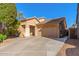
[0,34,7,42]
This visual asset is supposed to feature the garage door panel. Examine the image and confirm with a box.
[41,28,59,38]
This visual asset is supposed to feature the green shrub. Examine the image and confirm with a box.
[0,34,7,42]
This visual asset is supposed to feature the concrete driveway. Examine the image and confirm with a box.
[0,36,67,56]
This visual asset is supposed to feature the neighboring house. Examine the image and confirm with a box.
[18,17,67,38]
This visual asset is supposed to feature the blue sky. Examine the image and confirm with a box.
[16,3,77,28]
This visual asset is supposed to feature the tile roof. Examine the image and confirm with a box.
[20,17,40,23]
[38,17,66,24]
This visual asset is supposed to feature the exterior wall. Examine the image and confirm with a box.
[19,18,39,37]
[36,28,42,36]
[24,25,30,37]
[59,21,66,37]
[25,19,39,37]
[35,26,40,36]
[18,25,25,37]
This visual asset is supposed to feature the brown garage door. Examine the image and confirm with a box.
[41,28,59,38]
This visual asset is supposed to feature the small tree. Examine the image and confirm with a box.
[0,3,20,37]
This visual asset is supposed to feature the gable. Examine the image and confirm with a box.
[46,17,65,24]
[20,18,40,26]
[26,18,40,25]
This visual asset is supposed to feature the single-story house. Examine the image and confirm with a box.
[18,17,67,38]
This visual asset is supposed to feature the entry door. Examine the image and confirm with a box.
[30,25,35,36]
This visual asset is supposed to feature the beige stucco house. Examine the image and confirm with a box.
[18,17,67,38]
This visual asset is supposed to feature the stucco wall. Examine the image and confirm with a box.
[36,28,42,36]
[19,18,39,37]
